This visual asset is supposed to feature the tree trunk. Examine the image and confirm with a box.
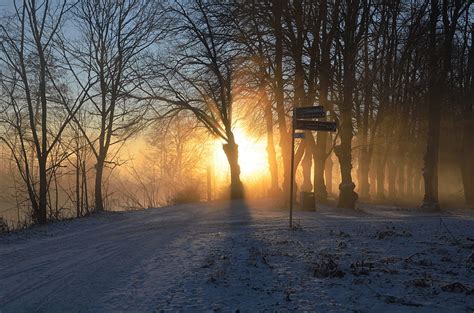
[314,62,330,201]
[375,154,386,200]
[313,0,337,202]
[76,151,81,218]
[223,141,244,199]
[263,90,280,195]
[411,169,419,201]
[271,0,291,198]
[358,86,373,200]
[387,158,398,200]
[95,157,105,211]
[27,183,39,223]
[460,106,474,206]
[422,107,441,209]
[397,160,406,199]
[358,1,373,201]
[301,143,313,192]
[406,161,414,199]
[369,162,377,197]
[336,65,358,208]
[37,157,48,224]
[421,0,441,210]
[36,156,48,224]
[460,25,474,206]
[82,160,89,214]
[336,1,359,209]
[314,139,328,200]
[359,150,370,200]
[325,153,333,197]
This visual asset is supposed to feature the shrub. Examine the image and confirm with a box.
[170,184,202,205]
[0,217,9,233]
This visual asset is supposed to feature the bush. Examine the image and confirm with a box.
[0,217,9,233]
[170,184,202,205]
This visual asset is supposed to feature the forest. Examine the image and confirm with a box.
[0,0,473,228]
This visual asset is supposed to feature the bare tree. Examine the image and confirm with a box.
[144,1,245,198]
[333,0,367,209]
[228,1,282,196]
[459,21,474,206]
[0,0,86,224]
[65,0,166,211]
[421,0,471,210]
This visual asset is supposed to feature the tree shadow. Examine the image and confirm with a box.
[169,198,289,311]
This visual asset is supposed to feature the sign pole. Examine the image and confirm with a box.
[289,112,295,229]
[289,106,336,229]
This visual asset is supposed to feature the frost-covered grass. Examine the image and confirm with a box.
[1,200,473,312]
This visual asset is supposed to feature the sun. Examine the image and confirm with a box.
[213,126,268,182]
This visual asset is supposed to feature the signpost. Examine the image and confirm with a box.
[293,106,326,119]
[293,132,305,139]
[294,120,337,132]
[289,106,337,229]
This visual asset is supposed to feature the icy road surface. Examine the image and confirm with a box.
[1,200,474,312]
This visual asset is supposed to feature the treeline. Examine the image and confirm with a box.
[222,0,473,210]
[0,0,473,226]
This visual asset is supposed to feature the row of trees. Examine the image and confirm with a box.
[0,0,473,225]
[229,0,473,209]
[162,0,473,209]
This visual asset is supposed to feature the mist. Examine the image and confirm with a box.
[1,1,474,312]
[0,0,472,228]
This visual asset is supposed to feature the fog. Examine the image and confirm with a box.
[0,112,467,227]
[0,0,472,230]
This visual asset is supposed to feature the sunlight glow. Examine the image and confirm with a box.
[213,126,268,182]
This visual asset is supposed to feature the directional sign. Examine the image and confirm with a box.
[289,108,337,229]
[294,106,326,119]
[294,120,337,132]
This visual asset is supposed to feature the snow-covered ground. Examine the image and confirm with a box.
[1,199,473,312]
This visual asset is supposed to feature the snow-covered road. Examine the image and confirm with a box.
[1,200,473,312]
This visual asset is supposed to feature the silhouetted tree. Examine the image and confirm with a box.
[421,0,470,210]
[146,1,245,198]
[65,0,165,211]
[0,0,86,224]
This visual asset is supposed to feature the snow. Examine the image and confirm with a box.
[1,199,473,312]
